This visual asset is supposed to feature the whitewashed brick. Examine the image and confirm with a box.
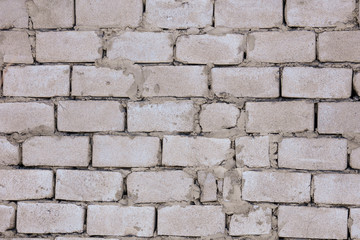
[0,31,33,63]
[242,171,311,203]
[200,103,240,132]
[72,66,135,97]
[58,101,124,132]
[216,0,282,28]
[36,31,102,62]
[142,66,208,97]
[198,171,217,202]
[318,102,360,133]
[0,170,53,200]
[0,0,28,28]
[107,32,173,63]
[0,137,19,165]
[0,205,15,232]
[282,67,352,98]
[76,0,142,28]
[128,101,196,132]
[246,101,314,133]
[278,138,347,170]
[247,31,315,63]
[279,206,347,239]
[87,205,155,237]
[286,0,355,27]
[163,136,231,167]
[354,72,360,96]
[17,202,85,233]
[236,136,270,168]
[3,65,70,97]
[176,34,244,64]
[314,174,360,204]
[0,102,54,133]
[127,171,193,203]
[351,208,360,239]
[212,67,279,98]
[158,205,225,236]
[145,0,212,29]
[350,147,360,169]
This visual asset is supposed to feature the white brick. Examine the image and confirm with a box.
[158,205,225,236]
[246,101,314,133]
[200,103,240,132]
[58,101,124,132]
[351,147,360,169]
[76,0,142,28]
[176,34,244,64]
[0,102,54,133]
[318,102,360,134]
[142,66,208,97]
[107,32,173,63]
[0,137,19,165]
[236,136,270,168]
[282,67,352,98]
[279,138,347,170]
[0,205,15,232]
[247,31,315,63]
[212,67,279,98]
[242,171,311,203]
[3,65,70,97]
[198,171,217,202]
[17,203,85,233]
[278,206,348,239]
[36,31,102,62]
[354,72,360,96]
[87,205,155,237]
[145,0,212,29]
[229,206,272,236]
[286,0,355,27]
[314,174,360,204]
[215,0,282,28]
[56,238,116,240]
[351,208,360,239]
[127,171,193,203]
[72,66,135,97]
[0,31,33,63]
[56,170,123,201]
[128,101,196,132]
[0,0,28,28]
[23,136,89,167]
[0,170,53,200]
[93,135,159,167]
[163,135,231,167]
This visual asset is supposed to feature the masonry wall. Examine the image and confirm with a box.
[0,0,360,239]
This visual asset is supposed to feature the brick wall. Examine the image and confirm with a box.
[0,0,360,239]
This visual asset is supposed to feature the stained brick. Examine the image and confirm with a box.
[0,0,28,29]
[236,136,270,168]
[0,205,15,232]
[200,103,240,132]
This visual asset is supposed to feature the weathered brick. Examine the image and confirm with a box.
[127,101,196,132]
[3,65,70,97]
[246,101,314,133]
[355,72,360,96]
[145,0,212,29]
[278,138,347,170]
[107,32,173,63]
[318,31,360,62]
[350,147,360,169]
[282,67,352,98]
[17,203,85,233]
[318,102,360,133]
[127,171,193,203]
[93,135,159,167]
[142,66,208,97]
[236,136,270,168]
[0,0,28,28]
[76,0,142,28]
[215,0,282,28]
[87,205,155,237]
[212,67,279,98]
[0,102,54,133]
[314,174,360,204]
[0,170,53,200]
[163,136,231,167]
[176,34,244,64]
[0,31,33,63]
[56,238,116,240]
[55,170,122,201]
[242,171,311,203]
[72,66,135,97]
[0,137,19,165]
[23,136,89,166]
[247,31,315,63]
[0,205,15,232]
[278,206,348,239]
[36,31,102,62]
[286,0,355,27]
[58,101,124,132]
[351,208,360,239]
[200,103,240,132]
[198,171,217,202]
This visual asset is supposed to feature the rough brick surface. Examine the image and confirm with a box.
[0,31,33,63]
[0,137,19,165]
[351,147,360,169]
[236,136,270,167]
[0,205,15,232]
[200,103,240,131]
[351,208,360,239]
[198,171,217,202]
[354,72,360,96]
[0,0,28,29]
